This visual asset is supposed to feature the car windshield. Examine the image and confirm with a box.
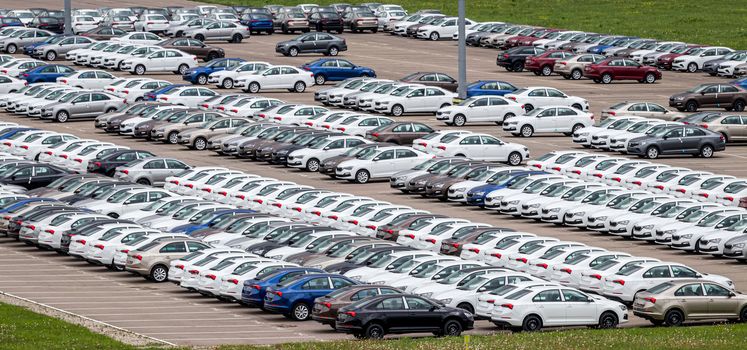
[457,276,488,290]
[486,172,515,184]
[607,195,638,209]
[629,199,661,213]
[540,183,570,197]
[615,265,643,276]
[676,207,707,222]
[726,219,747,232]
[410,262,443,278]
[523,181,549,194]
[653,204,688,218]
[581,191,617,205]
[507,177,533,190]
[106,190,133,203]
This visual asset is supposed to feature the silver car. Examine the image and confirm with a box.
[40,91,125,123]
[0,29,55,54]
[114,157,191,186]
[152,111,226,144]
[166,18,217,38]
[33,36,96,61]
[184,21,251,43]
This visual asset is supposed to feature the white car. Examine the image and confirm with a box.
[602,262,734,302]
[224,97,284,118]
[156,86,219,108]
[0,75,25,94]
[120,80,171,103]
[716,52,747,77]
[103,45,162,71]
[335,146,431,184]
[373,86,456,116]
[430,133,529,165]
[334,115,393,137]
[503,106,594,137]
[573,116,645,147]
[628,41,685,63]
[436,95,524,126]
[412,130,471,152]
[671,46,733,72]
[71,16,99,34]
[491,285,628,331]
[13,133,78,161]
[134,14,170,33]
[417,17,474,41]
[238,65,315,93]
[505,86,589,113]
[696,219,747,255]
[120,49,198,75]
[287,136,369,171]
[0,59,45,77]
[669,210,747,251]
[208,61,271,89]
[56,70,116,89]
[111,32,164,45]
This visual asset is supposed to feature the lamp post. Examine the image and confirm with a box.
[457,0,467,99]
[64,0,72,35]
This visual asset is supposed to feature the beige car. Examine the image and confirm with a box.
[699,114,747,142]
[151,110,227,144]
[176,117,251,150]
[600,101,687,121]
[554,53,606,80]
[125,238,210,282]
[633,280,747,326]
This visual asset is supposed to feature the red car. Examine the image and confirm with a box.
[657,45,702,70]
[525,50,575,76]
[515,29,560,47]
[584,57,662,84]
[503,28,547,49]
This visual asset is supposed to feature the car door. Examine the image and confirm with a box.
[30,165,62,189]
[561,289,597,324]
[375,296,409,330]
[299,276,331,303]
[436,73,457,91]
[467,97,490,121]
[481,136,506,161]
[646,103,668,120]
[405,88,426,111]
[624,59,645,80]
[314,33,334,53]
[458,135,483,158]
[371,149,396,176]
[737,116,747,140]
[260,67,281,88]
[531,289,566,326]
[89,93,111,114]
[299,33,317,52]
[146,50,166,71]
[556,107,581,132]
[672,283,709,317]
[142,159,170,181]
[70,93,92,116]
[404,296,441,331]
[281,67,302,86]
[698,85,719,107]
[659,127,685,154]
[159,241,188,260]
[718,84,741,107]
[641,265,673,289]
[165,159,190,178]
[682,127,708,153]
[424,88,447,112]
[534,107,557,132]
[336,60,357,79]
[703,283,740,317]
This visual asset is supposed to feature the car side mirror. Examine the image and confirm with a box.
[662,135,668,140]
[730,292,737,298]
[10,175,16,181]
[429,306,438,312]
[701,91,706,95]
[695,273,703,278]
[373,157,380,161]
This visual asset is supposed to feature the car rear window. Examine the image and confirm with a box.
[647,282,674,294]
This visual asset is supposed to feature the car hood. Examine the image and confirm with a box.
[277,40,297,46]
[186,66,212,74]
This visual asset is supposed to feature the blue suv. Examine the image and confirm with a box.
[465,80,518,97]
[21,64,76,83]
[300,58,375,85]
[182,58,244,85]
[465,170,546,206]
[264,273,358,320]
[241,267,325,308]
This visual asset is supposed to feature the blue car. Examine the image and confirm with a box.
[172,209,255,234]
[23,34,66,56]
[465,170,546,206]
[0,17,23,28]
[0,197,57,213]
[263,273,358,320]
[240,13,274,34]
[731,78,747,90]
[300,58,375,85]
[587,37,636,54]
[143,84,187,101]
[20,64,76,84]
[465,80,518,97]
[182,58,245,85]
[0,127,38,140]
[241,267,325,308]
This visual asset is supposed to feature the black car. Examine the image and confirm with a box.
[0,163,70,189]
[245,226,333,256]
[496,45,546,72]
[335,294,474,339]
[627,125,726,159]
[308,11,344,33]
[87,150,155,176]
[28,16,64,33]
[276,32,347,57]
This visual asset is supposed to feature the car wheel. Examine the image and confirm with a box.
[644,73,656,83]
[732,99,746,112]
[231,33,243,43]
[572,123,585,133]
[194,34,205,41]
[664,309,684,326]
[523,104,534,113]
[206,52,219,61]
[134,64,146,75]
[443,319,462,336]
[453,114,467,127]
[646,146,659,159]
[685,100,698,112]
[598,312,619,329]
[291,302,310,321]
[456,303,474,314]
[5,44,16,54]
[571,68,583,80]
[222,78,234,89]
[286,47,299,57]
[136,178,151,185]
[511,61,524,72]
[601,73,613,84]
[167,131,179,144]
[687,62,698,73]
[55,110,69,123]
[520,125,534,137]
[429,32,440,41]
[149,265,168,282]
[571,103,583,110]
[364,323,384,339]
[194,74,208,85]
[541,65,552,76]
[46,50,57,61]
[117,62,124,71]
[740,306,747,322]
[293,81,306,93]
[700,144,714,158]
[508,151,523,166]
[390,104,404,116]
[175,31,183,37]
[503,112,515,122]
[522,315,542,332]
[314,74,326,85]
[248,82,261,93]
[328,46,339,56]
[306,158,320,172]
[193,137,207,150]
[355,169,370,184]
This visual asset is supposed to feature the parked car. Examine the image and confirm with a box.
[307,11,344,33]
[699,114,747,143]
[273,12,310,34]
[336,145,431,183]
[263,273,358,320]
[0,163,70,189]
[121,49,198,76]
[601,101,686,121]
[373,86,456,116]
[437,95,524,126]
[342,10,378,33]
[669,83,747,112]
[0,28,54,54]
[125,238,210,282]
[672,46,733,73]
[114,157,191,186]
[505,87,589,112]
[182,57,244,85]
[40,91,124,123]
[276,32,348,57]
[208,61,270,89]
[80,26,128,40]
[584,58,662,84]
[465,80,518,97]
[238,65,316,93]
[301,58,375,85]
[20,64,76,84]
[399,72,458,92]
[553,53,605,80]
[503,106,594,137]
[525,50,575,76]
[240,13,274,34]
[627,124,726,159]
[33,35,95,61]
[159,37,225,62]
[184,20,251,43]
[496,46,546,72]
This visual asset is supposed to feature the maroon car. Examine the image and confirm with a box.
[375,214,445,241]
[80,26,128,40]
[514,29,560,47]
[399,72,458,92]
[440,227,516,256]
[158,38,225,62]
[525,50,575,76]
[503,28,548,49]
[584,58,662,84]
[657,45,702,70]
[365,122,435,145]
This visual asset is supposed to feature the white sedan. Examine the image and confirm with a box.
[373,86,456,116]
[336,146,431,184]
[156,86,219,108]
[208,61,271,89]
[436,95,524,126]
[111,32,164,45]
[287,136,369,171]
[502,106,594,137]
[0,75,25,94]
[120,80,171,103]
[505,86,589,113]
[430,133,529,165]
[237,65,315,93]
[120,49,198,75]
[56,70,116,89]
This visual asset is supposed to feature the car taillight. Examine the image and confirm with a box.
[516,257,527,263]
[134,255,143,261]
[26,225,35,230]
[507,96,516,101]
[272,203,282,208]
[348,219,358,225]
[76,239,86,244]
[93,162,102,167]
[612,279,625,285]
[699,193,709,198]
[654,185,664,190]
[700,124,708,128]
[121,169,129,174]
[490,252,502,258]
[337,127,345,131]
[501,303,513,309]
[724,196,734,202]
[612,177,621,182]
[230,109,238,113]
[404,234,415,239]
[45,229,55,234]
[644,297,656,304]
[170,180,179,185]
[228,279,239,284]
[120,249,129,253]
[571,170,581,174]
[189,269,199,274]
[218,191,227,196]
[201,188,212,193]
[676,188,686,193]
[632,181,642,186]
[536,263,548,269]
[371,132,379,137]
[503,54,509,58]
[252,284,261,290]
[292,207,302,212]
[468,248,480,253]
[275,291,283,297]
[94,244,104,249]
[20,145,28,149]
[185,184,194,188]
[590,274,602,280]
[311,211,321,216]
[253,199,263,204]
[425,238,436,244]
[452,243,460,248]
[175,264,184,270]
[206,274,216,280]
[344,311,356,317]
[437,145,446,150]
[237,194,246,199]
[74,158,82,163]
[122,90,129,94]
[365,225,376,230]
[60,79,67,83]
[328,215,338,220]
[560,268,572,274]
[551,167,561,171]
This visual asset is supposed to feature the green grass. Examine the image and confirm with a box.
[197,0,747,48]
[4,301,747,350]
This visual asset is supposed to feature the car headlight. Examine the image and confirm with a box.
[679,234,693,239]
[549,207,560,212]
[662,229,676,235]
[595,216,607,221]
[439,298,452,304]
[507,200,519,205]
[251,249,264,254]
[732,243,745,249]
[708,238,722,244]
[642,224,654,229]
[674,96,684,100]
[727,280,734,287]
[348,275,362,281]
[434,183,445,189]
[341,166,353,170]
[572,211,585,217]
[528,203,541,208]
[396,175,407,181]
[617,220,629,225]
[619,304,627,311]
[472,191,485,197]
[371,280,386,285]
[416,180,426,186]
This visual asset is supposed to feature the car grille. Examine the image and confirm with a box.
[541,209,549,214]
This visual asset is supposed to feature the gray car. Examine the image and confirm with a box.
[177,117,251,150]
[165,18,217,38]
[275,32,348,57]
[33,36,96,61]
[184,20,251,43]
[151,110,227,144]
[114,157,191,186]
[40,91,125,123]
[627,124,727,159]
[0,28,55,54]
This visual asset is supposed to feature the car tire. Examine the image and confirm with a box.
[571,69,583,80]
[175,31,183,37]
[523,104,534,113]
[601,73,613,84]
[149,264,168,282]
[293,81,306,93]
[315,74,326,85]
[646,146,660,159]
[46,50,57,61]
[503,112,515,122]
[644,73,656,83]
[194,34,205,41]
[248,82,261,93]
[572,123,585,133]
[222,78,234,89]
[685,100,698,112]
[288,47,299,57]
[355,169,370,184]
[571,103,583,110]
[231,34,243,43]
[136,178,151,185]
[739,306,747,322]
[429,32,440,41]
[193,137,207,150]
[520,125,534,137]
[522,315,542,332]
[167,131,179,144]
[328,46,339,56]
[732,99,746,112]
[598,312,619,329]
[55,110,69,123]
[508,151,523,166]
[443,319,463,337]
[196,74,208,85]
[687,62,698,73]
[291,302,311,321]
[364,323,385,339]
[511,61,524,72]
[206,52,219,61]
[664,309,684,326]
[456,303,474,314]
[700,144,714,158]
[541,65,552,76]
[5,44,16,54]
[134,64,146,75]
[391,104,404,116]
[453,114,466,127]
[306,158,320,172]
